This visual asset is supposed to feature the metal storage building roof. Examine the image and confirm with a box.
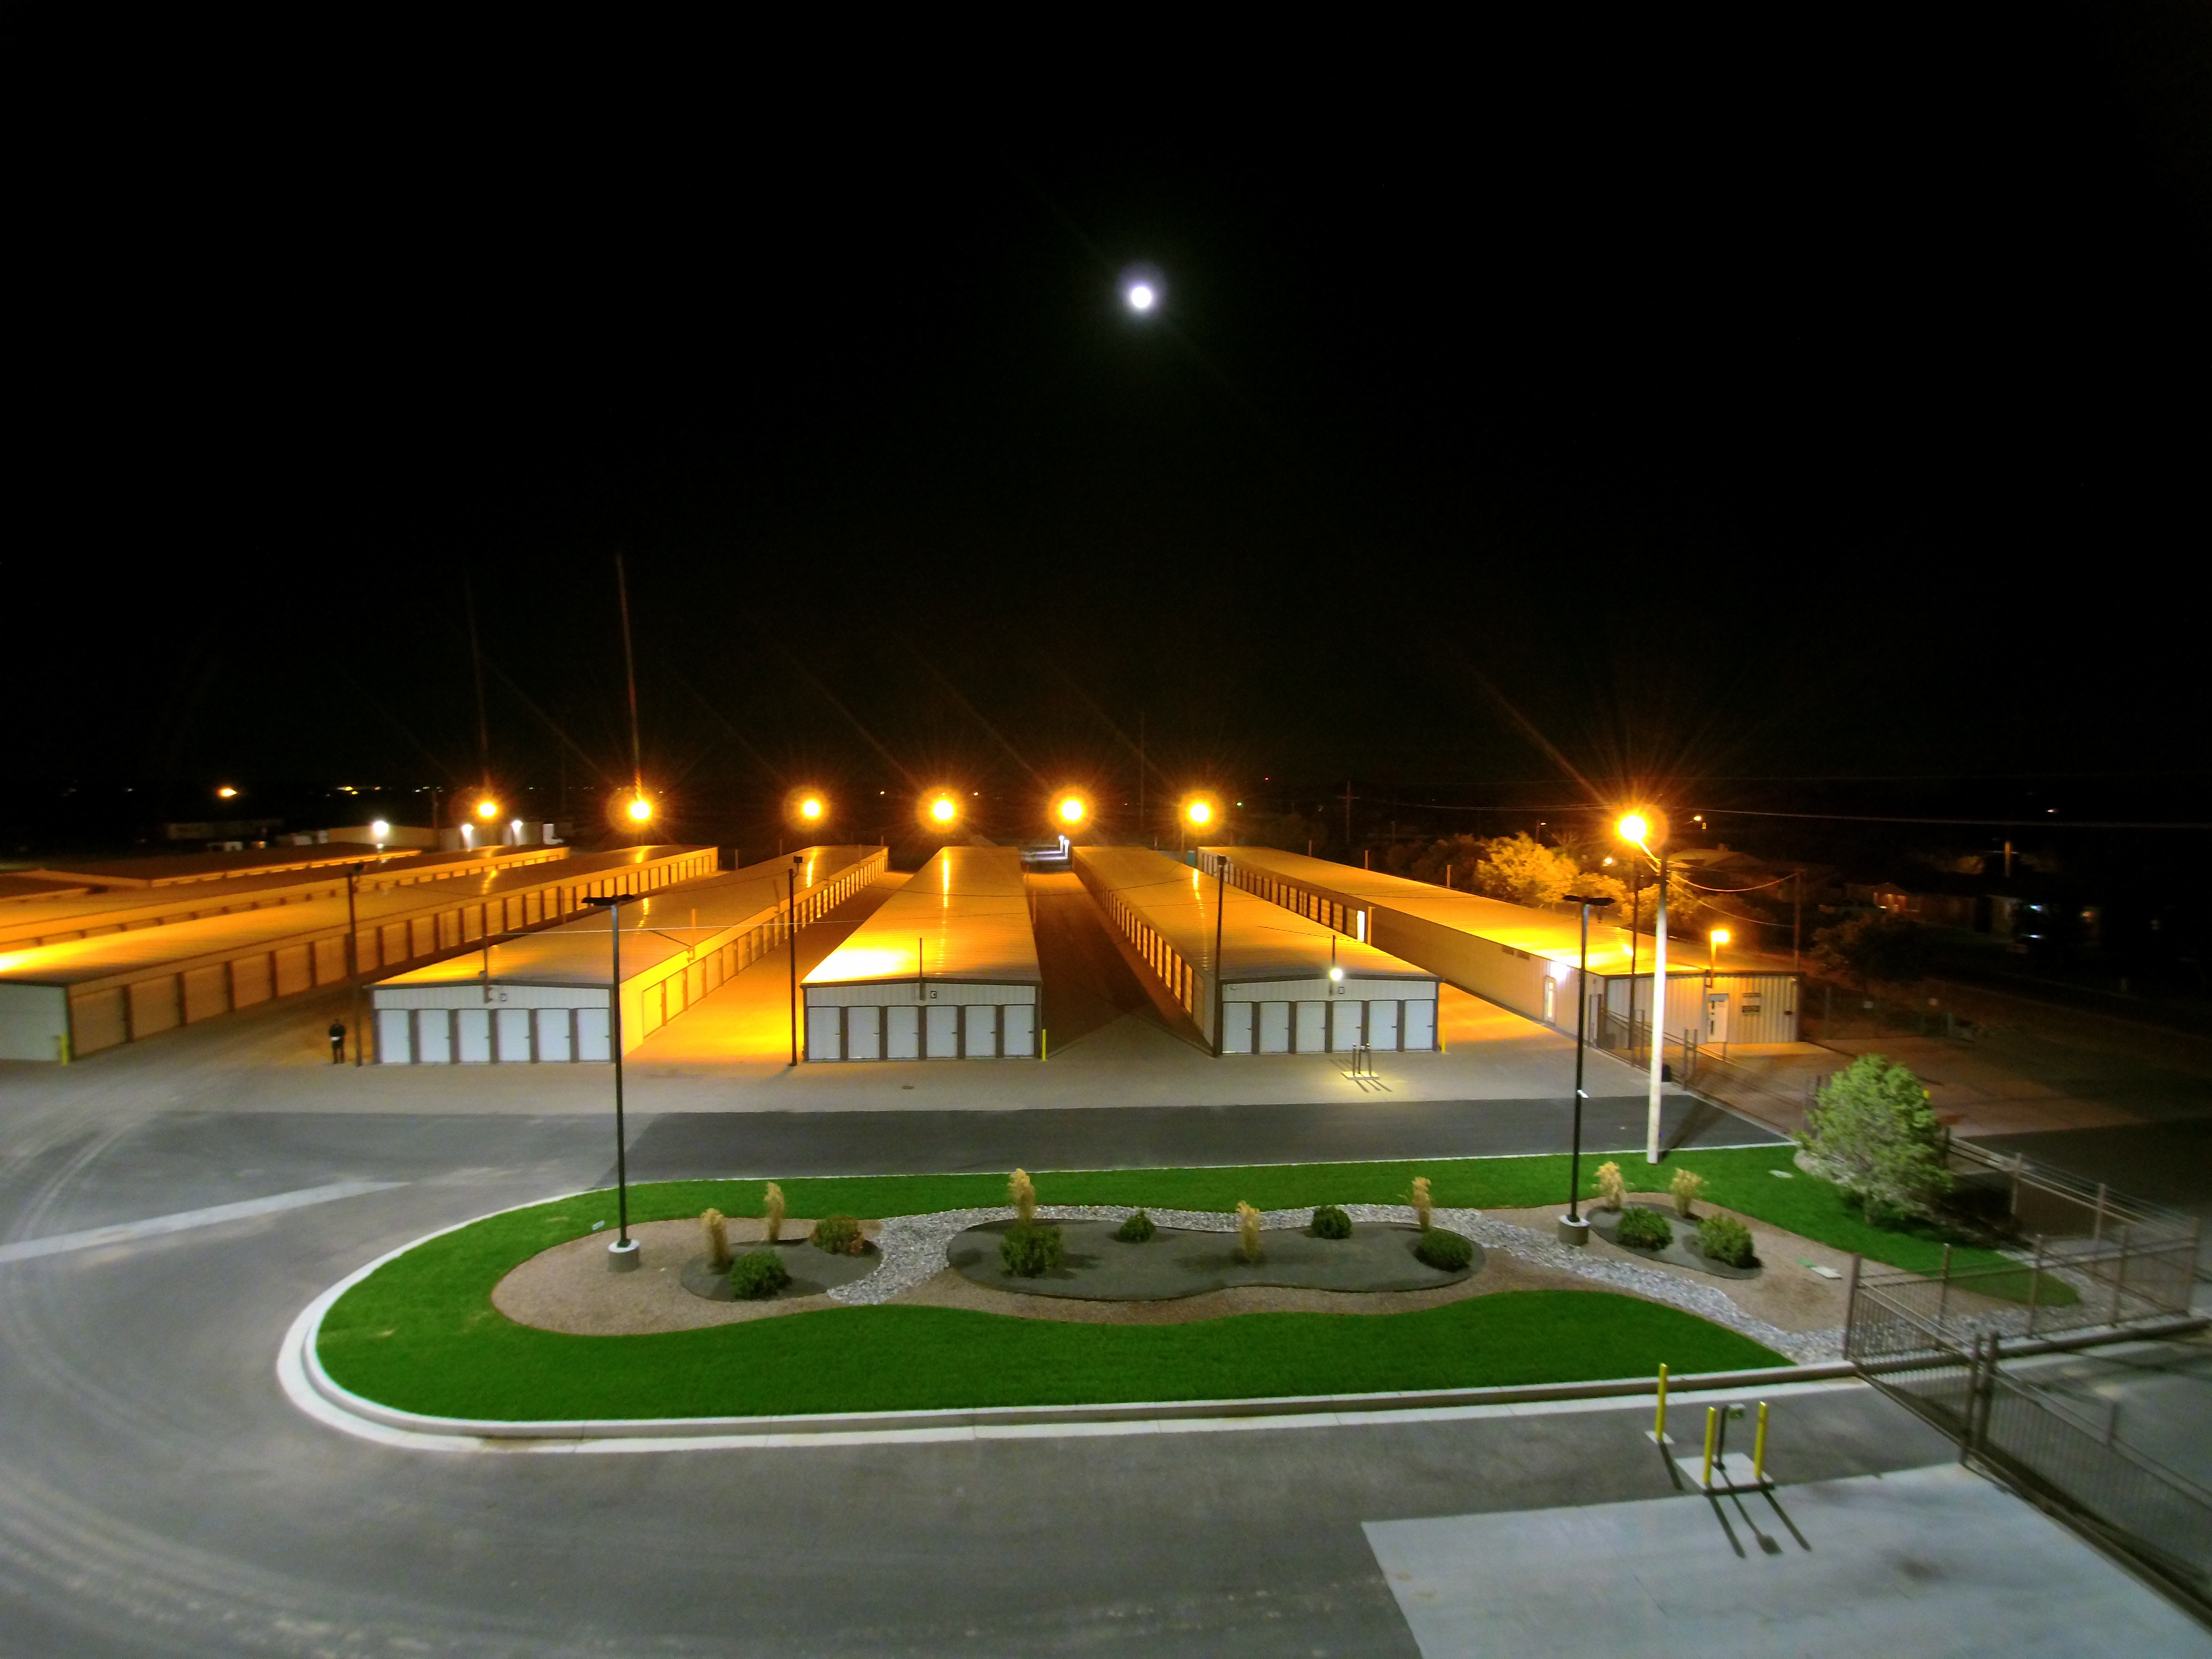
[372,846,887,1061]
[806,846,1040,989]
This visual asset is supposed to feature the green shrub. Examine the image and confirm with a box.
[1796,1053,1953,1220]
[999,1221,1064,1277]
[1697,1214,1756,1268]
[1614,1207,1673,1250]
[1115,1210,1156,1243]
[810,1214,866,1255]
[727,1250,791,1299]
[1413,1228,1474,1271]
[1311,1204,1352,1240]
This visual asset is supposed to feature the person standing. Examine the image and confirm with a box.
[327,1019,346,1064]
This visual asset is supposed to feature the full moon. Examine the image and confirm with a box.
[1125,282,1156,312]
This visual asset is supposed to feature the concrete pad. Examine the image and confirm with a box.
[1364,1463,2212,1658]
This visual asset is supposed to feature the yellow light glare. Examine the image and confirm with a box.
[1056,795,1086,826]
[371,819,390,839]
[626,796,652,823]
[1709,929,1731,946]
[476,799,499,820]
[800,797,823,820]
[216,786,238,799]
[1186,801,1212,826]
[1616,813,1649,844]
[930,796,957,824]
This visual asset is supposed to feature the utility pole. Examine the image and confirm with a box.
[787,856,803,1066]
[1792,868,1804,977]
[1646,848,1671,1165]
[1137,710,1146,845]
[1210,853,1229,1057]
[345,863,365,1066]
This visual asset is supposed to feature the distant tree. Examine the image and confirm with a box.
[1406,835,1485,888]
[1813,912,1930,990]
[1244,811,1323,856]
[1796,1054,1953,1221]
[1466,833,1583,906]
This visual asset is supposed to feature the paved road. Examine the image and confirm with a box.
[0,1034,2147,1657]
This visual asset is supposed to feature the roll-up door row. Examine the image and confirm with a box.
[1218,996,1436,1055]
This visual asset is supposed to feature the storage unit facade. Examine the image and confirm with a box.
[0,845,718,1062]
[372,846,887,1062]
[1202,845,1799,1046]
[1073,845,1438,1054]
[802,846,1039,1060]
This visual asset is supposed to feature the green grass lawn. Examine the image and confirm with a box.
[314,1143,2060,1422]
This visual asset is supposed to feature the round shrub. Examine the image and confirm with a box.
[726,1250,791,1299]
[1311,1204,1352,1240]
[1614,1206,1674,1251]
[1412,1228,1474,1271]
[999,1220,1065,1277]
[1115,1210,1156,1243]
[810,1214,866,1256]
[1696,1214,1757,1268]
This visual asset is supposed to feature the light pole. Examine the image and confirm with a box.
[787,854,803,1066]
[1619,813,1670,1165]
[345,862,365,1067]
[582,893,638,1270]
[1557,892,1615,1246]
[1209,851,1229,1057]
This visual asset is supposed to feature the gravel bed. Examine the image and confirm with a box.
[833,1202,1843,1363]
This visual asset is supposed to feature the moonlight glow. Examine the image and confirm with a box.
[1125,282,1156,312]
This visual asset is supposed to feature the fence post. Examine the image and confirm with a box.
[2025,1237,2045,1339]
[2109,1224,2129,1326]
[1936,1243,1953,1330]
[1842,1251,1863,1358]
[1960,1334,1981,1464]
[2092,1182,2108,1243]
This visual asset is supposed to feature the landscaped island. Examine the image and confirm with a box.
[312,1142,2032,1424]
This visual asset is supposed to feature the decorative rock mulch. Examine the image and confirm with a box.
[944,1217,1477,1299]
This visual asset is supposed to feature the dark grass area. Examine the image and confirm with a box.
[320,1284,1786,1421]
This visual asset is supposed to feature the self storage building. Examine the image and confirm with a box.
[0,844,716,1061]
[370,845,887,1062]
[1200,846,1800,1048]
[1072,845,1439,1054]
[802,846,1039,1060]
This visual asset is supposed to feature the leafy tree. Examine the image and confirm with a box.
[1813,912,1930,990]
[1465,833,1582,906]
[1795,1054,1953,1221]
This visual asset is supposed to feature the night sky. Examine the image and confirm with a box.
[9,11,2210,855]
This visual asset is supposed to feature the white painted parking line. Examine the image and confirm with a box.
[0,1181,405,1264]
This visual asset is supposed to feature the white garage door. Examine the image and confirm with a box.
[886,1005,920,1059]
[1294,1002,1326,1053]
[1405,998,1436,1051]
[576,1007,612,1061]
[376,1008,413,1063]
[535,1007,573,1062]
[416,1010,453,1064]
[925,1004,960,1058]
[1222,1002,1254,1053]
[848,1004,883,1060]
[962,1004,997,1058]
[456,1009,492,1063]
[1368,999,1399,1050]
[496,1007,532,1062]
[1001,1003,1034,1057]
[1259,1002,1290,1053]
[1330,1001,1363,1051]
[807,1006,842,1061]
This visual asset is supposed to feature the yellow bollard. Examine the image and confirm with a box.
[1701,1406,1718,1489]
[1654,1363,1669,1442]
[1754,1401,1769,1482]
[1042,1029,1048,1062]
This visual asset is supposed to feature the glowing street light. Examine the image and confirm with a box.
[1709,928,1730,971]
[923,792,961,829]
[799,796,823,822]
[216,785,238,800]
[1615,809,1669,1165]
[626,796,652,824]
[370,819,390,851]
[1054,793,1087,829]
[476,798,500,822]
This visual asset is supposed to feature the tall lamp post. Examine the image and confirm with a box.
[583,894,639,1270]
[1209,851,1229,1057]
[787,854,803,1067]
[1556,892,1615,1245]
[344,863,365,1067]
[1618,813,1670,1165]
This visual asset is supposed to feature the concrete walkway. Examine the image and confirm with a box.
[1367,1462,2212,1657]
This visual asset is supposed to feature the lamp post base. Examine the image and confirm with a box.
[607,1238,642,1272]
[1556,1215,1592,1247]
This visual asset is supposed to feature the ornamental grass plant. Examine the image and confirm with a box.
[1670,1168,1706,1217]
[1411,1177,1433,1231]
[701,1208,732,1270]
[1010,1168,1037,1225]
[1594,1161,1626,1211]
[763,1182,786,1243]
[1236,1201,1262,1262]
